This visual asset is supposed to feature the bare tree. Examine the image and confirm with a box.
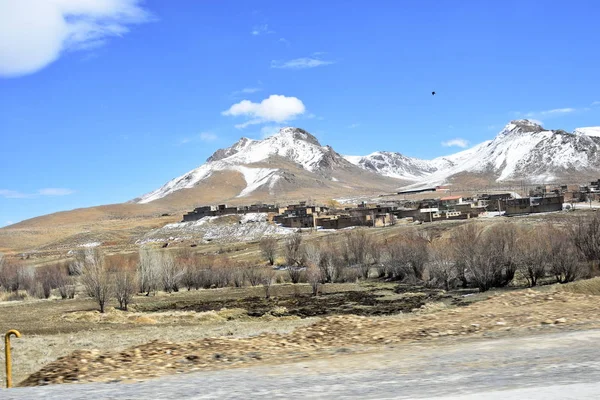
[303,242,322,271]
[516,228,548,287]
[230,263,245,288]
[306,264,322,296]
[403,232,430,280]
[34,266,56,299]
[0,258,28,293]
[245,264,265,286]
[262,267,276,299]
[75,248,112,313]
[428,241,457,291]
[284,233,305,283]
[138,247,161,296]
[342,229,374,279]
[108,255,137,311]
[259,236,277,265]
[160,251,183,293]
[450,224,481,288]
[549,229,587,283]
[572,214,600,267]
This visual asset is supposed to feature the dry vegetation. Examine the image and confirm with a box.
[3,210,600,387]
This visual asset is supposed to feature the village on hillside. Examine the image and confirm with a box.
[180,180,600,230]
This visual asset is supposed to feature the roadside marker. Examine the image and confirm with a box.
[5,330,21,388]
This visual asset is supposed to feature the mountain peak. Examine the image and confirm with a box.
[499,119,545,136]
[274,127,321,146]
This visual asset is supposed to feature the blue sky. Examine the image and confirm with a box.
[1,0,599,226]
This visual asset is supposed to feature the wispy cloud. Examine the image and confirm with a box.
[592,101,600,106]
[240,87,261,94]
[441,138,470,148]
[251,24,274,36]
[526,108,576,117]
[178,132,218,145]
[0,188,75,198]
[230,87,262,98]
[222,94,306,128]
[278,37,291,46]
[0,190,31,199]
[348,123,360,129]
[271,55,335,69]
[0,0,154,78]
[199,132,218,142]
[38,188,75,196]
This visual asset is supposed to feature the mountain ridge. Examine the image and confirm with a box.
[136,120,600,204]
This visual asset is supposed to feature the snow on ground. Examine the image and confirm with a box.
[140,213,295,244]
[79,242,101,248]
[478,211,505,218]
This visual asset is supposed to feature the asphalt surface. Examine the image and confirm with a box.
[3,329,600,399]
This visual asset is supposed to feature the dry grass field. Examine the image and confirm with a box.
[10,280,600,387]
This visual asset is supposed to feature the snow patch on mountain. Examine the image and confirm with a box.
[234,166,280,197]
[574,127,600,137]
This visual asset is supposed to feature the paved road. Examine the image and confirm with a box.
[3,329,600,399]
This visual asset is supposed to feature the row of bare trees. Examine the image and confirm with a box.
[436,223,591,291]
[0,254,76,300]
[271,221,596,294]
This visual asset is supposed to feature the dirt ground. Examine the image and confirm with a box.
[13,281,600,387]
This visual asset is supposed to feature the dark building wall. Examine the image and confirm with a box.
[504,196,564,216]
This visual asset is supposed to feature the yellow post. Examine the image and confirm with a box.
[5,329,21,388]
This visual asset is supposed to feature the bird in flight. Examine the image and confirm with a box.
[432,91,436,96]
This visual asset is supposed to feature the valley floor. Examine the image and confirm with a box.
[3,278,600,390]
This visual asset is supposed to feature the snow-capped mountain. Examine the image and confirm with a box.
[136,127,394,204]
[347,120,600,189]
[137,121,600,204]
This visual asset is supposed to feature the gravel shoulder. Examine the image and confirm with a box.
[4,328,600,399]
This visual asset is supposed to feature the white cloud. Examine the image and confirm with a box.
[199,132,217,142]
[271,57,334,69]
[38,188,75,196]
[278,37,291,46]
[222,94,306,128]
[592,101,600,106]
[251,24,274,36]
[441,138,469,148]
[348,123,360,129]
[0,0,152,78]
